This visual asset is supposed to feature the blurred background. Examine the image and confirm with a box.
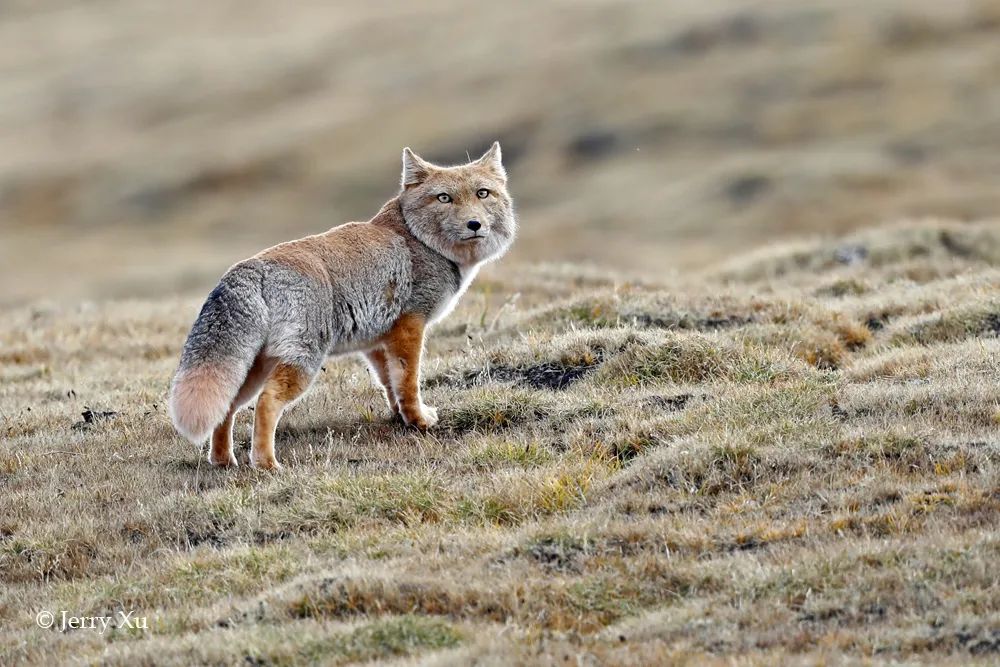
[2,0,1000,305]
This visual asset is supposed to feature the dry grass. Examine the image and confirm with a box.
[2,219,1000,665]
[5,2,1000,662]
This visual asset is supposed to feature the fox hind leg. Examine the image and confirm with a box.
[208,354,278,468]
[251,362,316,470]
[365,348,402,421]
[209,411,238,467]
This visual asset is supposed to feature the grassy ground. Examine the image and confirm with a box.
[5,1,1000,664]
[2,219,999,665]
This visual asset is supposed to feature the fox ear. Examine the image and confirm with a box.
[402,147,433,187]
[476,141,506,180]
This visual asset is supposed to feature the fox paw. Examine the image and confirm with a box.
[208,451,238,468]
[250,454,283,471]
[405,404,438,430]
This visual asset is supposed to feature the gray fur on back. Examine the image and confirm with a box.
[178,199,465,379]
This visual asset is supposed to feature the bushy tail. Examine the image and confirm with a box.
[169,264,268,443]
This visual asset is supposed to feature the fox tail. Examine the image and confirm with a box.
[168,265,268,443]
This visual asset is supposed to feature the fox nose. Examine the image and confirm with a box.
[466,220,481,232]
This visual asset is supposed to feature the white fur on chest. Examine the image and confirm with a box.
[429,264,480,325]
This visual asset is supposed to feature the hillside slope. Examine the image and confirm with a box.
[5,0,1000,303]
[2,220,1000,665]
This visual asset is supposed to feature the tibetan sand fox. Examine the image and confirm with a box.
[169,143,515,469]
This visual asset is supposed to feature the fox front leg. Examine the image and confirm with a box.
[364,348,402,421]
[382,314,438,430]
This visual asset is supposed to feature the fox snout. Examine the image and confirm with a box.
[462,219,487,241]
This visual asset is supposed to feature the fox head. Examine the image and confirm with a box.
[399,142,516,267]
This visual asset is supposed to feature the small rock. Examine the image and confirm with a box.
[73,407,119,430]
[834,244,868,265]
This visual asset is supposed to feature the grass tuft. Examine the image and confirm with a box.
[6,220,1000,664]
[443,388,552,432]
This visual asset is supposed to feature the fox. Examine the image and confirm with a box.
[168,142,515,469]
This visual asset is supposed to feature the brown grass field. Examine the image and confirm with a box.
[3,0,1000,665]
[3,221,1000,665]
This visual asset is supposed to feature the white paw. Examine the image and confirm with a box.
[420,404,439,428]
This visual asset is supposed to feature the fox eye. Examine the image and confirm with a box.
[436,193,452,203]
[476,188,490,199]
